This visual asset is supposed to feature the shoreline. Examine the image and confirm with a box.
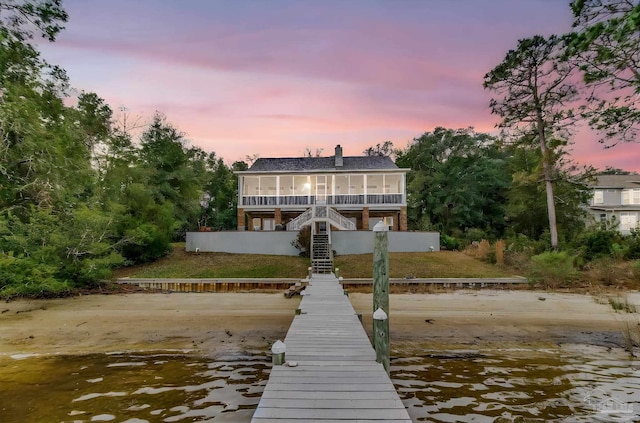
[1,290,638,357]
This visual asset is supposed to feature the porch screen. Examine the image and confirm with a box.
[279,176,294,196]
[243,176,260,194]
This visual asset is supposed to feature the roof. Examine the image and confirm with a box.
[593,175,640,189]
[246,155,400,172]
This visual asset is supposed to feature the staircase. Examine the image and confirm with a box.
[311,232,333,274]
[286,206,356,232]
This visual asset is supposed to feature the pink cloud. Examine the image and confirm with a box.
[37,1,637,173]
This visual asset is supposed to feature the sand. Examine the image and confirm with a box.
[1,290,638,356]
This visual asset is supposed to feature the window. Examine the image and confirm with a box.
[622,189,640,205]
[620,213,638,232]
[593,190,604,205]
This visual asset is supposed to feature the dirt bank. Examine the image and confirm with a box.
[1,290,638,356]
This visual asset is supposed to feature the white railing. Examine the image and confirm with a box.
[286,208,313,231]
[242,194,403,207]
[287,206,356,231]
[328,207,356,230]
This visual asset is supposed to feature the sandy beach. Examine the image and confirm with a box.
[1,290,639,356]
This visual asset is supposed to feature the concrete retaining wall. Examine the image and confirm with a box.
[186,230,440,255]
[186,231,299,255]
[332,231,439,255]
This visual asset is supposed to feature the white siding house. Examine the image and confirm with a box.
[588,175,640,234]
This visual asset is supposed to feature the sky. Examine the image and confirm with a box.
[38,0,639,171]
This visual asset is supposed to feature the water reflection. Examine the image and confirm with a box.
[391,343,640,423]
[1,345,638,422]
[0,351,269,423]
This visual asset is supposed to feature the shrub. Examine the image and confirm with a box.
[632,261,640,283]
[464,228,489,245]
[576,225,621,261]
[591,257,622,286]
[528,251,577,288]
[0,254,72,300]
[440,234,460,251]
[291,226,312,257]
[624,229,640,260]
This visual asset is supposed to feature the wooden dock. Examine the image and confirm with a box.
[251,273,412,423]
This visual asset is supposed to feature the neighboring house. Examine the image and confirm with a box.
[588,175,640,234]
[235,145,409,232]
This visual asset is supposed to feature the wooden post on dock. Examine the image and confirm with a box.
[372,221,390,374]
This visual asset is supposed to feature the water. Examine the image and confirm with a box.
[0,350,270,422]
[391,343,640,422]
[1,344,638,422]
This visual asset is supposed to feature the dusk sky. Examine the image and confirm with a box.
[39,0,639,171]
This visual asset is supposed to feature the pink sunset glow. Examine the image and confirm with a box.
[38,0,638,171]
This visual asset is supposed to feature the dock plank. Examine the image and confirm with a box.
[251,273,413,423]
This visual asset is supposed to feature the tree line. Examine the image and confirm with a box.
[0,1,242,297]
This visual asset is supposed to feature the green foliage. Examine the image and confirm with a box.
[608,296,637,313]
[528,251,577,288]
[0,0,68,42]
[139,114,204,239]
[575,223,622,261]
[632,261,640,282]
[291,226,312,257]
[395,127,511,238]
[624,229,640,260]
[0,9,240,298]
[567,0,640,145]
[505,141,593,244]
[440,234,460,251]
[484,34,580,250]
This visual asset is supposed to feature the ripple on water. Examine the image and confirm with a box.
[391,344,640,422]
[0,351,271,423]
[1,345,639,422]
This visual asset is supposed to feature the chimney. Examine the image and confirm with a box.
[335,144,343,167]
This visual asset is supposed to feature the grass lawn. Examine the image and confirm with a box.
[113,243,516,279]
[336,252,515,278]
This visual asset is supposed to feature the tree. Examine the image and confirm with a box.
[484,35,578,250]
[139,113,204,239]
[0,9,126,296]
[597,166,638,175]
[303,147,324,157]
[0,0,68,42]
[395,127,511,238]
[566,0,640,145]
[505,135,594,242]
[363,141,395,158]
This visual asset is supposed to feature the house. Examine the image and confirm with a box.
[588,174,640,234]
[186,145,439,262]
[235,145,409,232]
